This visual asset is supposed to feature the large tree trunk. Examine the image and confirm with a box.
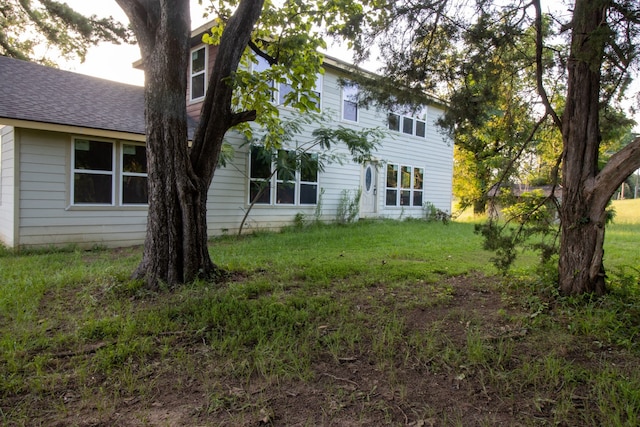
[558,0,609,295]
[117,0,264,289]
[531,0,640,296]
[556,0,640,295]
[116,0,216,289]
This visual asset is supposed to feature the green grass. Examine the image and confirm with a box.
[607,199,640,273]
[611,199,640,224]
[0,217,639,425]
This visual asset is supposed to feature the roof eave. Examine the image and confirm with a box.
[0,118,147,142]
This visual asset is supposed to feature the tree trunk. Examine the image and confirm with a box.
[530,0,640,296]
[119,1,215,289]
[558,0,610,296]
[117,0,264,289]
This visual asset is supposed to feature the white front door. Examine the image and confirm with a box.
[360,162,377,217]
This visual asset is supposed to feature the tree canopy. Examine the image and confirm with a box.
[1,0,131,66]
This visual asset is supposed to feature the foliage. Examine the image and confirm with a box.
[112,0,391,287]
[476,189,559,273]
[336,188,361,224]
[235,111,384,234]
[1,0,131,66]
[423,201,450,224]
[201,0,384,145]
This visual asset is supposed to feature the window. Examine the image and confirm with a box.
[388,109,427,138]
[299,152,319,204]
[276,149,296,204]
[73,139,114,204]
[385,164,398,206]
[413,167,424,206]
[400,165,411,205]
[385,163,424,207]
[252,56,275,102]
[253,57,323,109]
[72,138,147,206]
[249,146,318,205]
[190,46,207,101]
[388,113,400,132]
[278,82,295,106]
[310,74,323,109]
[121,144,148,204]
[342,82,358,121]
[249,145,272,204]
[402,117,414,135]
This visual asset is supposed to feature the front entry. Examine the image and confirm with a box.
[360,162,378,217]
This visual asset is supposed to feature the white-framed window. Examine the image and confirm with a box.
[71,138,148,206]
[342,82,359,122]
[385,163,424,207]
[299,152,319,204]
[275,149,296,204]
[249,145,272,204]
[249,146,318,206]
[72,138,115,205]
[387,108,427,138]
[121,143,148,205]
[252,55,276,102]
[310,74,323,110]
[190,46,207,101]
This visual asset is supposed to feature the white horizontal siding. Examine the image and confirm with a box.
[15,129,148,248]
[0,126,16,246]
[205,70,454,230]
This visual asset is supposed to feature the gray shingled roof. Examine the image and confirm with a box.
[0,56,199,139]
[0,55,147,135]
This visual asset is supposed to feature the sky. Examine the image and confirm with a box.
[61,1,211,86]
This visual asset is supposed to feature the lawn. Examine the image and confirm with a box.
[0,211,639,426]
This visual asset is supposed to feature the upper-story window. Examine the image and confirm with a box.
[342,82,359,122]
[190,46,207,101]
[252,56,322,109]
[388,109,427,138]
[252,56,275,102]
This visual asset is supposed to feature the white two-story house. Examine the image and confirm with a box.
[0,24,453,249]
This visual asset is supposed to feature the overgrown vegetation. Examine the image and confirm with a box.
[423,201,451,224]
[0,208,638,425]
[336,188,361,224]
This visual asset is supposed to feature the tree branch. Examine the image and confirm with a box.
[248,39,277,65]
[115,0,159,54]
[230,110,258,127]
[533,0,562,129]
[591,136,640,210]
[191,0,265,177]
